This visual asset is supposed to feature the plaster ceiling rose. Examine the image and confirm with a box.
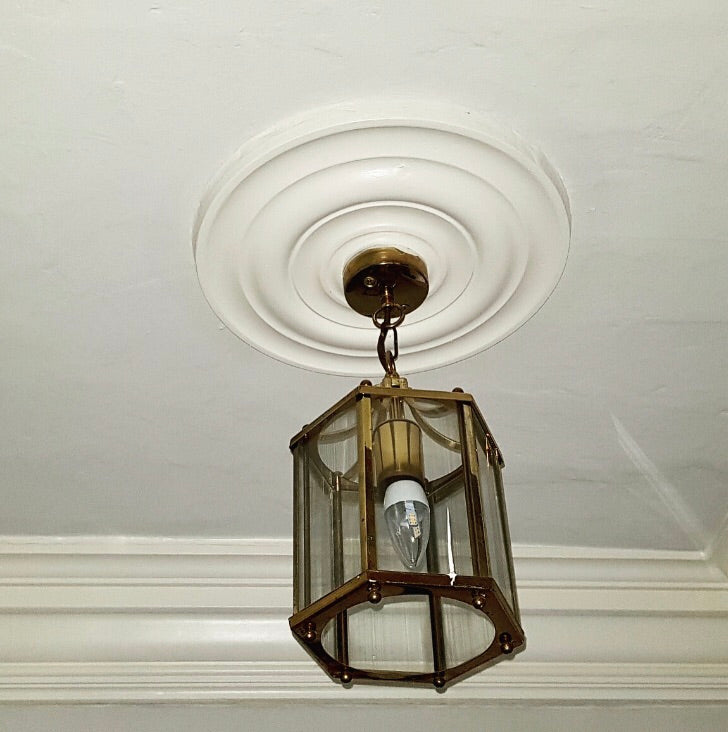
[193,101,571,375]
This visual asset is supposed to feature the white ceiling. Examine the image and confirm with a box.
[2,1,726,552]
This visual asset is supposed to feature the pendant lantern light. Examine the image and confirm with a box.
[288,248,524,689]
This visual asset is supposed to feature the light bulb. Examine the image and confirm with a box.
[383,479,430,570]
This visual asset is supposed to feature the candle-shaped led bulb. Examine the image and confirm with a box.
[383,478,430,569]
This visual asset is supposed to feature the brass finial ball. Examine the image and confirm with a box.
[341,670,353,684]
[367,581,382,604]
[303,624,316,643]
[499,632,513,654]
[472,594,487,610]
[433,675,446,689]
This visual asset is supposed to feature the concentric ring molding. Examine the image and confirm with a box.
[193,101,571,375]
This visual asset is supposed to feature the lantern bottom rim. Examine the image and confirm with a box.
[289,570,524,689]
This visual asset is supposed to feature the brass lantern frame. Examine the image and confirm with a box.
[289,382,524,688]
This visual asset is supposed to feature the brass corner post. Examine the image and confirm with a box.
[356,394,376,571]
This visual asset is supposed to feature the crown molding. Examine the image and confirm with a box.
[0,662,726,703]
[0,536,726,702]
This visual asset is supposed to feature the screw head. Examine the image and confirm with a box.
[360,379,372,386]
[302,623,316,643]
[452,387,464,393]
[363,275,378,289]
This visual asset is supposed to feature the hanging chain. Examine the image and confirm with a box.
[371,286,407,377]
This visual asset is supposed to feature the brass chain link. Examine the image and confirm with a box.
[372,298,406,376]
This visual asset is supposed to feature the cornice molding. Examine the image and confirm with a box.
[1,662,726,703]
[0,537,726,702]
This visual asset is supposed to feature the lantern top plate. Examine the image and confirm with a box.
[289,382,503,467]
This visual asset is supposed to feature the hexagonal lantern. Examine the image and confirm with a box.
[289,377,524,689]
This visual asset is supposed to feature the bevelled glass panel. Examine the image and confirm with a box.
[371,395,466,574]
[414,397,473,577]
[297,451,333,606]
[292,446,306,615]
[441,597,496,667]
[429,482,474,576]
[316,401,359,483]
[293,399,360,611]
[322,595,434,672]
[407,398,461,482]
[492,460,518,616]
[337,476,361,584]
[474,422,517,614]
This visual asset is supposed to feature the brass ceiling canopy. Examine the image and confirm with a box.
[343,247,429,318]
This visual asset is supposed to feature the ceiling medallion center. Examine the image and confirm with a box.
[193,101,571,374]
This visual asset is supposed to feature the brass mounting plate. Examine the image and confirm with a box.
[343,248,429,318]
